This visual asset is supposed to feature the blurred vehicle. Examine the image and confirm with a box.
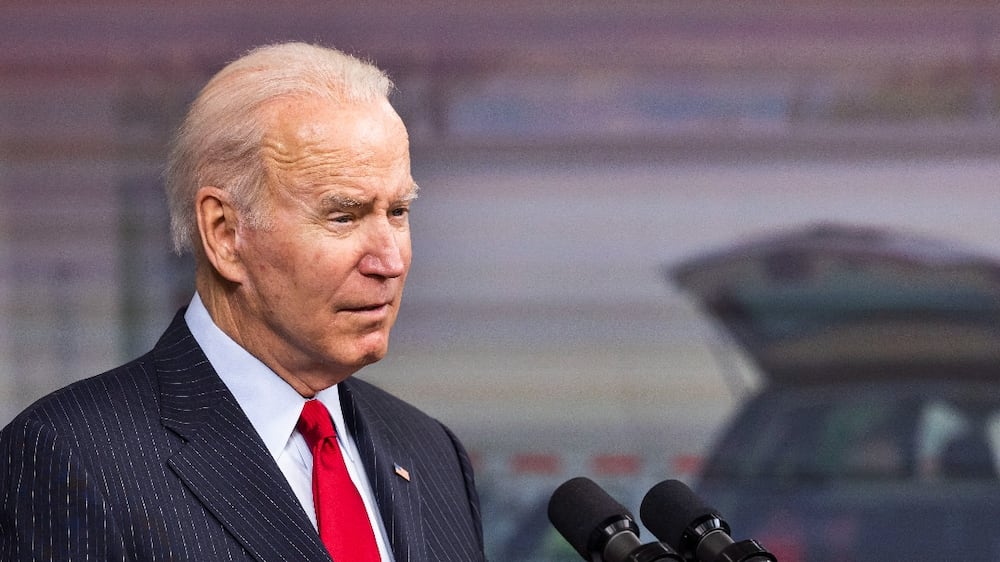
[673,224,1000,562]
[477,453,666,562]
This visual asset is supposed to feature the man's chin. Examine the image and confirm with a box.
[317,329,393,374]
[347,337,391,368]
[356,347,388,367]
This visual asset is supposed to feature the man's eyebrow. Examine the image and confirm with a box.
[319,183,419,209]
[321,194,364,208]
[400,182,420,202]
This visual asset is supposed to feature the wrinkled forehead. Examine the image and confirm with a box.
[259,95,413,190]
[261,95,407,150]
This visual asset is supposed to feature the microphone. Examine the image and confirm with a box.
[548,476,683,562]
[639,480,776,562]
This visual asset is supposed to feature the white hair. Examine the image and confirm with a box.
[164,42,394,254]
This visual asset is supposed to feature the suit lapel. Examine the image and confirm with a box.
[153,313,330,562]
[341,380,425,562]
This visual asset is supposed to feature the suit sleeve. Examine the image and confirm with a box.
[442,423,486,557]
[1,415,127,561]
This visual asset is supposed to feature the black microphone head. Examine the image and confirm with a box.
[548,476,638,560]
[640,479,730,552]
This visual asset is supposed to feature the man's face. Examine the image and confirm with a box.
[232,95,415,389]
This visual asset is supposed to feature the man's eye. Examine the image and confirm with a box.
[390,207,409,218]
[330,214,353,224]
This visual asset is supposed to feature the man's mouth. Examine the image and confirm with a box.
[342,302,390,313]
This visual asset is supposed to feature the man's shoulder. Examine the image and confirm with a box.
[4,310,201,434]
[3,351,160,436]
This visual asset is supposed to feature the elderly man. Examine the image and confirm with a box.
[0,43,485,561]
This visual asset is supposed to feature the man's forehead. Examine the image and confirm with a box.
[262,94,403,139]
[258,95,416,204]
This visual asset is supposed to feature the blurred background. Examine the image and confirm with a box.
[3,1,1000,560]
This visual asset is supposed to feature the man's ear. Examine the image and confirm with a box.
[195,186,245,283]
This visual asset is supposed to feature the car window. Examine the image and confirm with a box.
[917,399,1000,480]
[704,392,916,480]
[987,412,1000,475]
[916,400,970,478]
[704,388,1000,482]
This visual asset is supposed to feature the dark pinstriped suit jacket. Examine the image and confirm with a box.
[0,311,486,562]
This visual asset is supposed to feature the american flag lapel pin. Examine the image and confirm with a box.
[394,463,411,482]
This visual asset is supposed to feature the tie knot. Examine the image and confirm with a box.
[298,399,336,449]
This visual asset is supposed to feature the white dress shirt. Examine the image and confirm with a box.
[184,294,395,561]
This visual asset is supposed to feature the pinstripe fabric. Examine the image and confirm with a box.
[341,379,485,562]
[1,310,485,561]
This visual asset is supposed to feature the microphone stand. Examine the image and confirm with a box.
[593,518,684,562]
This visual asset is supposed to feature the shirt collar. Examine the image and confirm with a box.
[183,293,348,461]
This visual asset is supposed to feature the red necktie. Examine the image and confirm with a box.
[297,399,381,562]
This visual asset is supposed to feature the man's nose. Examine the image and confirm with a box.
[358,219,407,278]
